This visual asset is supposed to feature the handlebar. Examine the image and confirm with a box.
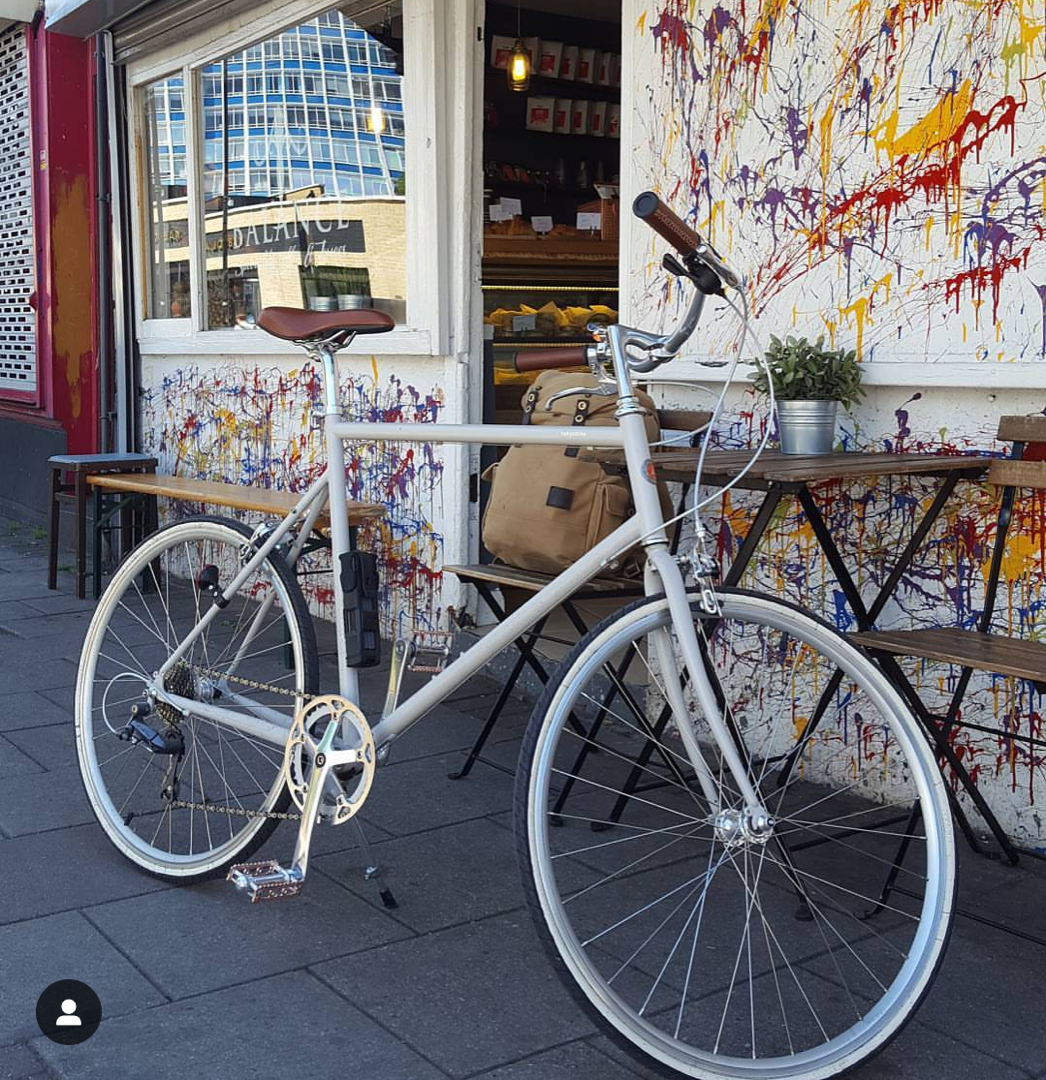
[632,191,740,290]
[510,192,742,377]
[514,347,591,373]
[632,191,703,257]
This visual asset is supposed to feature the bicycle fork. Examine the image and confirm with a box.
[644,545,775,838]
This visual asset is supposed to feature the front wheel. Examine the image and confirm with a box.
[516,589,954,1079]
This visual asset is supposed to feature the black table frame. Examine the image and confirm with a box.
[601,456,1015,862]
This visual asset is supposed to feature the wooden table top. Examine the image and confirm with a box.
[586,448,994,486]
[88,473,385,527]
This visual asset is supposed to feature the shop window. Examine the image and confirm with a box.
[141,73,190,319]
[206,265,261,327]
[140,4,407,332]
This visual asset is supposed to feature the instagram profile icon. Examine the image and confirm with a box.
[36,980,102,1045]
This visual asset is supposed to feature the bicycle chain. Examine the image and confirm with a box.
[194,665,304,699]
[167,798,301,821]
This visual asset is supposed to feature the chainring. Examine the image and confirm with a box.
[282,695,375,826]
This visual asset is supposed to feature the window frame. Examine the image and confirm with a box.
[127,0,444,357]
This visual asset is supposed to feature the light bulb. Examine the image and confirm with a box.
[369,103,385,134]
[507,39,530,91]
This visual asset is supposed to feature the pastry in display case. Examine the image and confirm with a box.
[481,277,618,422]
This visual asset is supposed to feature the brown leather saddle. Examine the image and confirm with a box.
[257,306,395,342]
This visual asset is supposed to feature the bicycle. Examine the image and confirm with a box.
[75,193,954,1080]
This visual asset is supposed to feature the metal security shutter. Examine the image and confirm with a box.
[0,25,35,399]
[111,0,259,63]
[110,0,387,62]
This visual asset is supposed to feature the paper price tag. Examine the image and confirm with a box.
[577,212,602,231]
[531,216,554,234]
[500,197,523,217]
[488,204,508,221]
[512,314,537,332]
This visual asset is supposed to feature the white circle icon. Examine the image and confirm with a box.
[56,1000,82,1027]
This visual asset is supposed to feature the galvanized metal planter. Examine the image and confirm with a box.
[777,399,838,455]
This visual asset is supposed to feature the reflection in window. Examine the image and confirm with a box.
[142,73,190,319]
[201,5,406,330]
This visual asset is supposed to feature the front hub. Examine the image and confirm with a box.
[713,808,776,847]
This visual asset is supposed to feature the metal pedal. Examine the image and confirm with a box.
[227,860,304,903]
[408,629,453,674]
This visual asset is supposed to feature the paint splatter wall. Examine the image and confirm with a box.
[633,0,1045,360]
[632,0,1046,847]
[141,361,445,638]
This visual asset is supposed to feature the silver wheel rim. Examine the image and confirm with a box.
[526,593,953,1079]
[75,520,308,877]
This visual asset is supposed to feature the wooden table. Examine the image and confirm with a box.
[592,448,992,620]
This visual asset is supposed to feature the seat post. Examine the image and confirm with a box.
[311,338,362,707]
[310,340,341,418]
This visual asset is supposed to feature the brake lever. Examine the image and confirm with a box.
[662,253,724,297]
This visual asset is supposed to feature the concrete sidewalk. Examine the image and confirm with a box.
[1,517,1045,1080]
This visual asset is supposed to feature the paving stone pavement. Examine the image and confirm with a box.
[1,517,1045,1079]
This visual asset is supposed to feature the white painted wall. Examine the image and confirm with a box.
[623,0,1046,848]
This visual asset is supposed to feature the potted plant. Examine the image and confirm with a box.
[750,335,864,455]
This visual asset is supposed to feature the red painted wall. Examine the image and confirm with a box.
[27,21,99,454]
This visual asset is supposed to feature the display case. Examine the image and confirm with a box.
[482,239,618,423]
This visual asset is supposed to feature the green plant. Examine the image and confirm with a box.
[750,335,865,410]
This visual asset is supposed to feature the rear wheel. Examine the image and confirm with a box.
[516,589,954,1079]
[75,516,319,881]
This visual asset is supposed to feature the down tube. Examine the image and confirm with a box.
[371,515,646,747]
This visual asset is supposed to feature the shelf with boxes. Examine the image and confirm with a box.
[490,36,622,89]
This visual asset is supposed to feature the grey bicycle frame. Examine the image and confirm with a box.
[152,297,767,818]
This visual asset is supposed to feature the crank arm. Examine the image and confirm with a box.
[382,638,414,720]
[290,720,370,879]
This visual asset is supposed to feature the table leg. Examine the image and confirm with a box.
[75,474,88,600]
[93,487,104,601]
[722,486,785,588]
[47,469,61,591]
[797,486,871,625]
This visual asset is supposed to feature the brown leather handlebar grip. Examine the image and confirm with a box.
[632,191,702,256]
[514,346,591,373]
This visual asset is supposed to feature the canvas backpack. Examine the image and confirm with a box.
[481,371,668,576]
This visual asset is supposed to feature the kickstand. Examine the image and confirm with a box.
[352,818,397,909]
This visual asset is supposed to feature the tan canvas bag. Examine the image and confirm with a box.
[481,371,667,575]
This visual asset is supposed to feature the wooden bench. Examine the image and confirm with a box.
[853,415,1046,864]
[85,472,384,599]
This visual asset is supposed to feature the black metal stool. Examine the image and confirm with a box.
[47,454,158,599]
